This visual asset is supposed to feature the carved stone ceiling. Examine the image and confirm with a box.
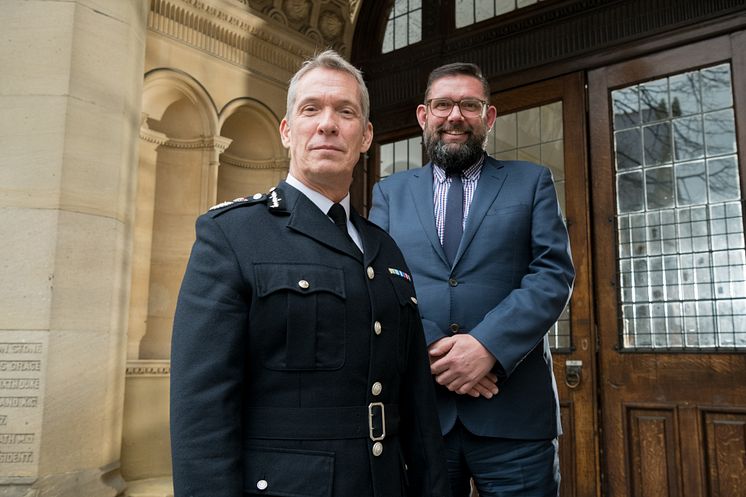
[234,0,364,53]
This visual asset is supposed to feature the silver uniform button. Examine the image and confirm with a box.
[372,442,383,456]
[374,321,382,335]
[367,266,375,279]
[256,479,268,491]
[252,193,263,200]
[410,296,418,304]
[371,382,382,396]
[298,279,310,289]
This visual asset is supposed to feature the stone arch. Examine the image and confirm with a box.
[216,98,289,201]
[142,68,218,138]
[129,69,228,361]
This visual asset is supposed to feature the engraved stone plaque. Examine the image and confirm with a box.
[0,331,47,482]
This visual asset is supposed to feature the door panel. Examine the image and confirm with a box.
[589,33,746,497]
[491,73,598,497]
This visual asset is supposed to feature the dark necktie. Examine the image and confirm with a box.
[443,173,463,265]
[328,203,360,254]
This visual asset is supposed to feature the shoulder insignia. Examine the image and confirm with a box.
[208,193,267,216]
[266,187,288,213]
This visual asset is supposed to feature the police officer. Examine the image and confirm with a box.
[170,50,450,497]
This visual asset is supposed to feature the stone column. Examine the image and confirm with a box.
[202,136,234,212]
[0,1,149,496]
[127,121,168,361]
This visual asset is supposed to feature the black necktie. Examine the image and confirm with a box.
[328,203,360,254]
[443,174,463,265]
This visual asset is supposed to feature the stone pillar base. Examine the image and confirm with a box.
[123,477,173,497]
[0,463,125,497]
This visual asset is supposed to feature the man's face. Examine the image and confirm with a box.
[417,75,497,174]
[280,67,373,195]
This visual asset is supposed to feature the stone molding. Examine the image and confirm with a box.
[220,153,289,170]
[125,360,171,377]
[142,136,234,151]
[139,127,169,146]
[148,0,311,73]
[232,0,358,52]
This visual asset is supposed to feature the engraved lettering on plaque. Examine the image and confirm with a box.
[0,333,47,481]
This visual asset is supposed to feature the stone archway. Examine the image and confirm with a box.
[218,98,289,200]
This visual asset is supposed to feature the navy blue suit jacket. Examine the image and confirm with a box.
[369,156,574,440]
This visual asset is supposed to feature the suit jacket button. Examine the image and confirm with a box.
[367,266,375,279]
[373,321,382,335]
[449,323,460,332]
[256,479,268,491]
[449,278,458,287]
[371,382,383,396]
[372,442,383,456]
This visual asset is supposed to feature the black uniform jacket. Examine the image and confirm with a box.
[170,182,450,497]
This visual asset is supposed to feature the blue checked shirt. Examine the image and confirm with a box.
[432,155,485,245]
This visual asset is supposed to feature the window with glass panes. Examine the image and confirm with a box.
[455,0,545,29]
[379,136,423,179]
[382,0,422,54]
[487,101,571,349]
[611,63,746,349]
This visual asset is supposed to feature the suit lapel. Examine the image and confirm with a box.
[283,185,363,261]
[409,164,449,267]
[453,159,507,266]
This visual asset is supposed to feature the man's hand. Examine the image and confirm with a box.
[428,335,498,398]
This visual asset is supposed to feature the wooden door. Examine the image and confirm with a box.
[490,72,599,497]
[589,33,746,496]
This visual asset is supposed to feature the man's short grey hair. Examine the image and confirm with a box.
[285,50,370,123]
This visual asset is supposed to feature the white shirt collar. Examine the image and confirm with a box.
[285,173,352,220]
[285,173,363,253]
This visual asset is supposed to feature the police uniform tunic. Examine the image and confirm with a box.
[170,182,450,497]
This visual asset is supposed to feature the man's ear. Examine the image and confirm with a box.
[416,104,427,129]
[485,105,498,131]
[279,118,291,147]
[361,121,374,153]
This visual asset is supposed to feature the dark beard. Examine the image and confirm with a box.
[425,127,485,175]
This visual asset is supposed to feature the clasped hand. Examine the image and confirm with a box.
[428,334,499,398]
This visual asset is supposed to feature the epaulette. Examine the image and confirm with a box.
[265,187,288,213]
[207,193,267,217]
[207,186,290,217]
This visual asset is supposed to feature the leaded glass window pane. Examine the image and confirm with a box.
[455,0,547,29]
[378,136,422,179]
[382,0,422,54]
[612,63,745,349]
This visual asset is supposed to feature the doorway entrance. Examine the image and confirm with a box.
[589,32,746,496]
[369,33,746,495]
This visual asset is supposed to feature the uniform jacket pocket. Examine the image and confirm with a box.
[243,446,334,497]
[254,263,346,371]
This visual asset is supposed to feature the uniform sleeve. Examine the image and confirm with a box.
[470,167,575,377]
[398,293,451,497]
[170,214,248,497]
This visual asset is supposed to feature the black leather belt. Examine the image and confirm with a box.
[243,404,398,441]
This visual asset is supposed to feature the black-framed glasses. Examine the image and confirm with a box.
[426,98,487,118]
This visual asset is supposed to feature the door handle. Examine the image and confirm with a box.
[565,360,582,388]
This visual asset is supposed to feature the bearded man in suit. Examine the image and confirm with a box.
[369,62,575,497]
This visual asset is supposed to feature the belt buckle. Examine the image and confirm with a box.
[368,402,386,441]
